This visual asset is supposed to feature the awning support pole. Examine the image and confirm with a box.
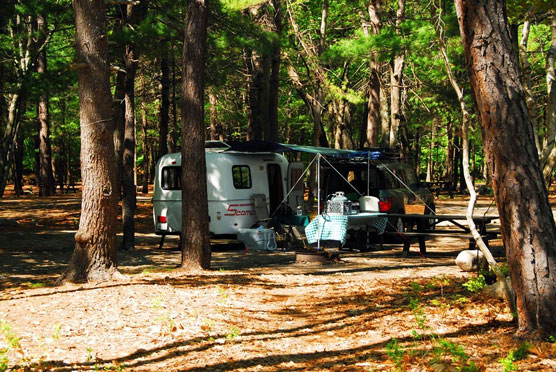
[317,153,321,251]
[367,151,370,196]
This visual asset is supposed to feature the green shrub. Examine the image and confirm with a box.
[499,342,531,372]
[386,338,406,371]
[462,275,487,293]
[431,338,478,372]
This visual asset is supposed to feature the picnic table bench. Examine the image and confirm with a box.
[384,213,499,258]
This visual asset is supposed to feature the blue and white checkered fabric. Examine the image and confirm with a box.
[305,213,388,244]
[305,215,348,244]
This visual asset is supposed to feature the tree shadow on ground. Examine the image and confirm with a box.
[1,235,506,293]
[35,280,513,372]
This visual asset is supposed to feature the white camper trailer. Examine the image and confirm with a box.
[153,145,304,239]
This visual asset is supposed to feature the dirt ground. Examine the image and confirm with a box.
[1,189,555,371]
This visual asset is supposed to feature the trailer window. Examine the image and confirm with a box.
[161,166,181,190]
[232,165,251,189]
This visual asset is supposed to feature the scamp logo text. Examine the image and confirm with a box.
[224,204,255,216]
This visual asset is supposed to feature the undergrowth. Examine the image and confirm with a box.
[383,278,492,371]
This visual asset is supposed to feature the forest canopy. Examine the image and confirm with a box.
[0,0,555,195]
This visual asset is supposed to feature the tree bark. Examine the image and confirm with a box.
[121,39,137,251]
[399,116,410,162]
[268,0,283,142]
[159,53,170,159]
[180,0,211,271]
[362,1,382,147]
[414,130,421,175]
[140,98,149,194]
[60,0,120,283]
[37,14,56,197]
[113,69,125,196]
[540,13,556,185]
[518,18,541,154]
[169,50,179,153]
[244,47,268,141]
[456,0,556,338]
[120,1,147,251]
[0,93,22,197]
[444,120,454,183]
[388,0,405,149]
[379,84,389,147]
[208,90,223,140]
[13,132,24,196]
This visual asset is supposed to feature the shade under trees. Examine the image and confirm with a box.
[1,2,556,336]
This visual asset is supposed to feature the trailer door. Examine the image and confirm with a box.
[287,162,305,213]
[267,164,284,216]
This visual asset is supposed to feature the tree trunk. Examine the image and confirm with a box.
[180,0,211,271]
[113,70,125,196]
[286,65,328,147]
[59,0,120,283]
[245,48,269,141]
[170,50,179,153]
[540,13,556,186]
[0,94,22,197]
[518,18,541,154]
[399,117,410,162]
[380,86,390,146]
[444,120,454,183]
[268,0,282,142]
[455,135,464,191]
[388,56,404,149]
[141,99,149,194]
[208,90,223,140]
[456,0,556,338]
[362,1,382,147]
[120,1,147,251]
[388,0,405,149]
[149,140,155,183]
[415,130,421,175]
[121,40,137,251]
[13,132,24,196]
[37,14,56,197]
[159,53,170,159]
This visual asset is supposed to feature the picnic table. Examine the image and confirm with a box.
[304,212,388,246]
[384,213,499,257]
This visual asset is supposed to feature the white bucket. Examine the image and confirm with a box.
[359,196,380,212]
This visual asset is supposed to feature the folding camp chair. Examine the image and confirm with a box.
[251,194,271,227]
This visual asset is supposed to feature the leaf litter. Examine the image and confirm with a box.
[0,192,555,371]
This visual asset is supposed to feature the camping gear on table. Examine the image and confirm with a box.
[359,196,380,212]
[326,192,353,216]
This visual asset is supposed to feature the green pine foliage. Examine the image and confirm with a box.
[1,0,554,189]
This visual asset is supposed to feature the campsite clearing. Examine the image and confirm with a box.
[1,191,556,371]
